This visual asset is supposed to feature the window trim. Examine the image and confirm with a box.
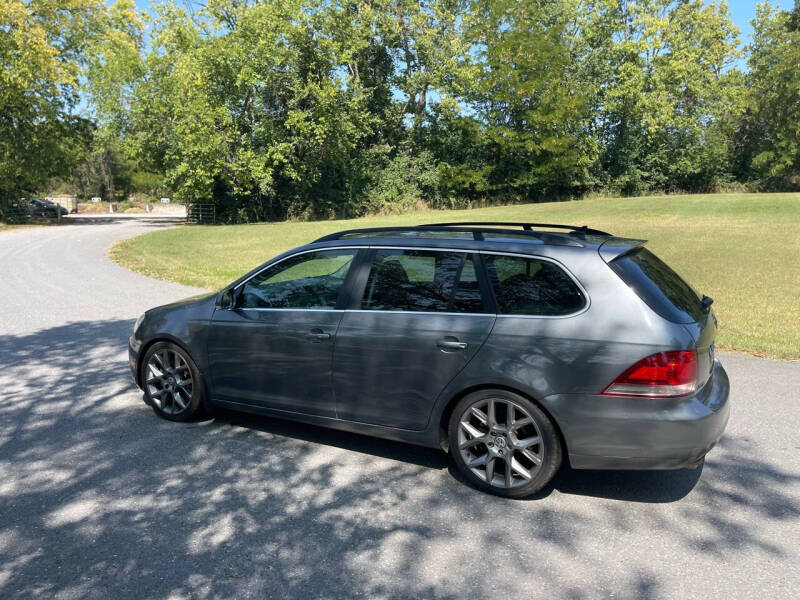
[229,245,590,318]
[342,309,494,318]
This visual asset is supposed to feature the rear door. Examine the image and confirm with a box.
[332,248,495,430]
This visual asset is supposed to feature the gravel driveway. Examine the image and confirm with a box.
[1,217,798,599]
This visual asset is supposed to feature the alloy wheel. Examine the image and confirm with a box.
[144,348,194,415]
[457,397,545,489]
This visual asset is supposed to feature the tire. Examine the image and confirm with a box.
[448,389,562,498]
[140,341,204,422]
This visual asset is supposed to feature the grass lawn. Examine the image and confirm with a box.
[111,193,800,360]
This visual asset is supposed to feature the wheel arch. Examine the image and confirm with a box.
[136,335,205,392]
[437,383,571,463]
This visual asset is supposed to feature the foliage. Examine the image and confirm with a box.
[0,0,108,213]
[577,0,743,194]
[3,1,800,220]
[737,3,800,187]
[459,0,591,199]
[361,148,440,213]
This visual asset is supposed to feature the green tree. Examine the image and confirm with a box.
[578,0,742,194]
[76,0,772,221]
[737,2,800,187]
[0,0,109,212]
[89,0,400,220]
[455,0,590,200]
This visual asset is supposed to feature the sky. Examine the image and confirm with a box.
[728,0,793,45]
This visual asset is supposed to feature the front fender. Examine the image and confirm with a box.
[134,293,217,375]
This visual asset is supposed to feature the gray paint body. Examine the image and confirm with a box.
[129,234,730,469]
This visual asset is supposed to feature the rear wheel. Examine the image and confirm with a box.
[140,342,204,421]
[448,389,562,498]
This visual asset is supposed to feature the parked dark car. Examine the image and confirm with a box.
[28,198,68,218]
[129,222,730,498]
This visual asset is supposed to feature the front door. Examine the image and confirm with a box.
[207,248,359,417]
[333,248,495,430]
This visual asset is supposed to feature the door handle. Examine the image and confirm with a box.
[437,338,468,351]
[306,328,331,343]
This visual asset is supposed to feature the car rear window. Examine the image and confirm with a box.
[609,248,704,323]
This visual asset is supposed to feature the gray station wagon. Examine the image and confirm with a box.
[129,222,730,497]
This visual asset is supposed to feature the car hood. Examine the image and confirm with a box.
[148,291,217,314]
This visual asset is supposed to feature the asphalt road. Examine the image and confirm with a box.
[1,217,798,599]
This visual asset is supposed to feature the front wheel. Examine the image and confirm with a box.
[448,390,562,498]
[140,342,204,421]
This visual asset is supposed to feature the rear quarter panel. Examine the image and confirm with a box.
[429,247,696,433]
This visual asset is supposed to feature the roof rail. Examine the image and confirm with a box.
[313,222,612,243]
[418,222,611,236]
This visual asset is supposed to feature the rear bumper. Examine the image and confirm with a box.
[543,359,730,470]
[128,336,142,388]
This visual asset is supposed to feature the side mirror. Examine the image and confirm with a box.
[218,289,236,310]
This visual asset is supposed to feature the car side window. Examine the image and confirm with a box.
[240,250,357,309]
[484,254,585,316]
[361,249,485,313]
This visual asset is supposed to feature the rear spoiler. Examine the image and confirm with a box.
[598,237,647,263]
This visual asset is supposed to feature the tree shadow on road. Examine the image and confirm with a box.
[1,320,798,599]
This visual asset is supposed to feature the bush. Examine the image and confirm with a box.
[361,150,440,214]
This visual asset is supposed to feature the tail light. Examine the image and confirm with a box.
[602,350,698,397]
